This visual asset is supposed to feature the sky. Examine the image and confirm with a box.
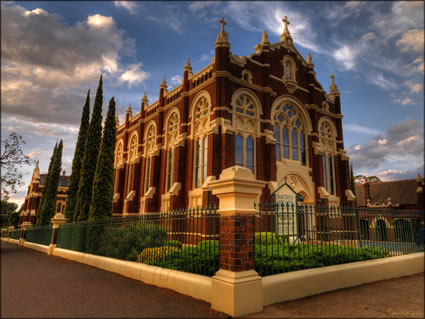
[1,1,424,207]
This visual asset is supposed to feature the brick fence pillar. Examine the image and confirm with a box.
[48,213,66,255]
[209,166,266,317]
[20,222,32,246]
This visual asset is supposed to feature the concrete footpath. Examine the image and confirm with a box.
[1,242,227,318]
[2,241,423,318]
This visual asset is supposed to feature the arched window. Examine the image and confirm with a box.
[232,90,260,176]
[115,142,123,168]
[127,133,138,195]
[319,120,337,195]
[273,104,307,165]
[165,110,180,192]
[192,94,210,188]
[143,123,156,195]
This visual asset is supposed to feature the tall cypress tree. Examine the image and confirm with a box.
[65,90,91,222]
[88,97,116,221]
[38,140,63,226]
[86,97,116,254]
[75,75,103,222]
[36,143,57,226]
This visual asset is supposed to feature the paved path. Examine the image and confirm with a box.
[244,272,424,318]
[1,242,228,318]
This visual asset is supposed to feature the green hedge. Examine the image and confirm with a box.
[254,232,389,276]
[147,240,219,276]
[98,223,168,261]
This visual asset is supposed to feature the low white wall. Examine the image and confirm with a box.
[53,248,212,303]
[263,252,425,306]
[8,238,19,245]
[22,241,49,254]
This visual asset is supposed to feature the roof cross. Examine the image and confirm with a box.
[282,16,290,31]
[219,17,226,32]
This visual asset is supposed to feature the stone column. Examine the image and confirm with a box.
[48,213,67,255]
[209,166,266,317]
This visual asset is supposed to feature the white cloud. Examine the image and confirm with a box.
[368,72,398,90]
[348,119,424,170]
[360,32,376,42]
[396,29,425,53]
[404,81,423,94]
[114,1,138,14]
[411,57,424,73]
[200,53,210,62]
[188,1,219,13]
[118,63,150,88]
[24,8,47,16]
[393,97,413,105]
[87,14,115,29]
[344,124,383,135]
[170,75,183,88]
[332,45,357,70]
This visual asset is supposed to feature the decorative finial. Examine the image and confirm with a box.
[36,159,39,167]
[280,16,292,42]
[307,53,313,65]
[160,76,167,88]
[282,16,290,32]
[142,91,148,102]
[184,58,192,72]
[284,176,288,184]
[219,17,226,32]
[115,115,120,127]
[261,30,270,46]
[62,170,66,176]
[126,104,133,117]
[216,17,229,47]
[329,73,340,97]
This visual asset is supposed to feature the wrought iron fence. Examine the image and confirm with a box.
[25,225,53,246]
[9,229,22,240]
[56,206,220,276]
[254,202,424,276]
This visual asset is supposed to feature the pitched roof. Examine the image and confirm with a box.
[355,179,418,207]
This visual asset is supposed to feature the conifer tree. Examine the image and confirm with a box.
[36,143,57,226]
[37,140,63,226]
[65,90,91,222]
[88,97,116,221]
[86,97,116,254]
[75,75,103,222]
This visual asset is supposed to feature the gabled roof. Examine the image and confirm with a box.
[355,179,418,207]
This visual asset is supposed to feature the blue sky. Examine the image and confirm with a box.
[1,1,424,207]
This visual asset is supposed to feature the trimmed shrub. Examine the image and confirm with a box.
[137,246,180,263]
[98,223,167,261]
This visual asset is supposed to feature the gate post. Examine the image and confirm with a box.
[49,213,66,255]
[20,222,32,246]
[209,166,266,317]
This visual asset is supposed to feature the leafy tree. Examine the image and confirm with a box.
[1,200,18,227]
[350,165,358,207]
[86,97,116,254]
[0,133,33,199]
[65,90,91,222]
[75,75,103,222]
[37,140,63,226]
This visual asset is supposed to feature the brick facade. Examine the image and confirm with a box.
[113,19,354,215]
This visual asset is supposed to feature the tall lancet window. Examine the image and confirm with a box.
[165,110,179,192]
[192,94,210,188]
[143,123,156,195]
[114,141,123,193]
[232,90,260,176]
[127,133,138,195]
[273,104,307,165]
[319,120,337,195]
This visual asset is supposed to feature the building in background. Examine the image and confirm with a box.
[113,17,355,215]
[19,160,69,226]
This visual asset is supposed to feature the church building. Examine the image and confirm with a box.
[19,160,69,226]
[113,17,355,215]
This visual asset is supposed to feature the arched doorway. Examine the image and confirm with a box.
[375,219,387,241]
